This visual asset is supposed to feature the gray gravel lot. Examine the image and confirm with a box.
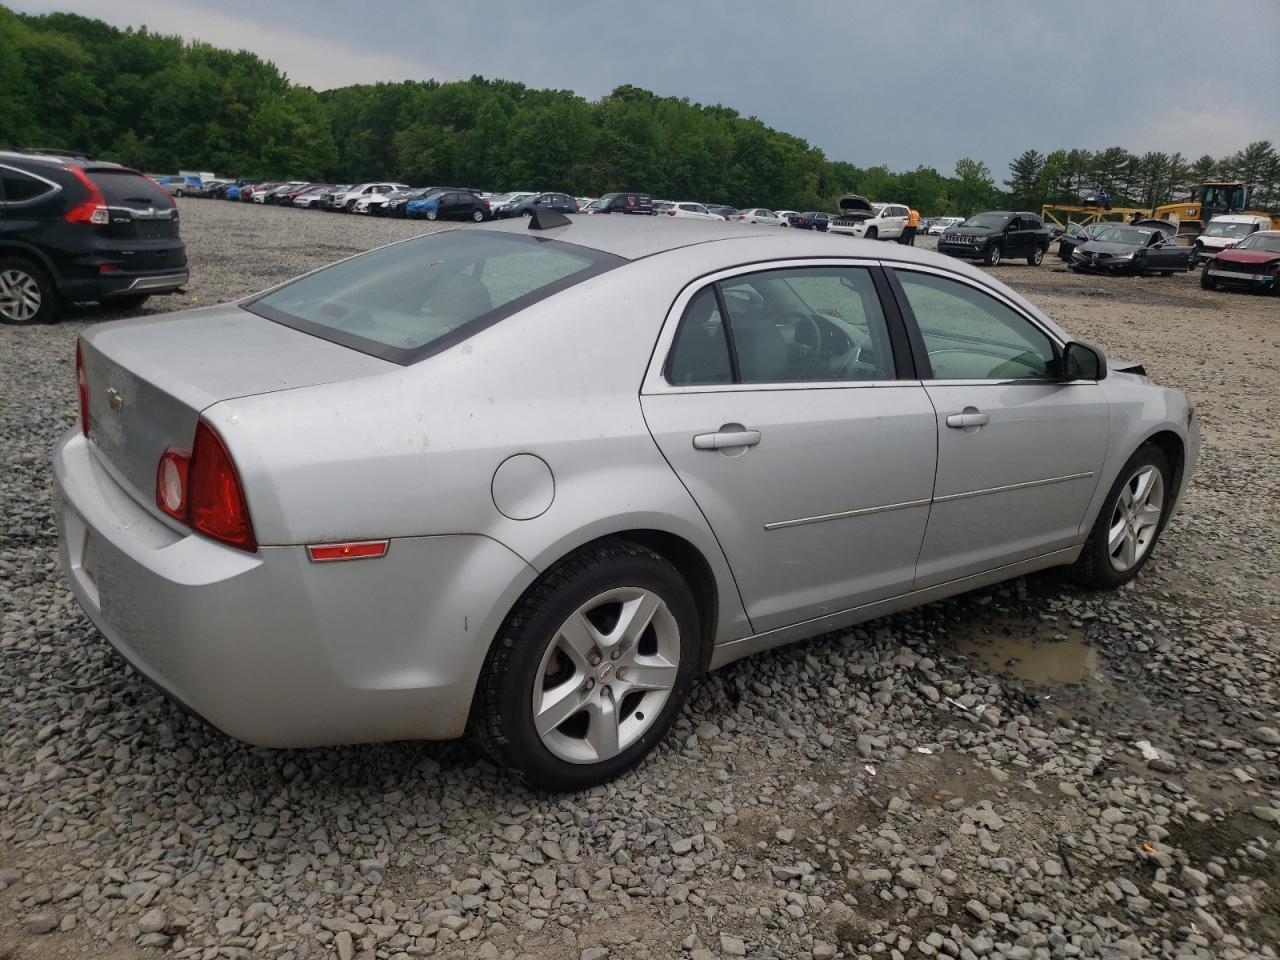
[2,199,1278,960]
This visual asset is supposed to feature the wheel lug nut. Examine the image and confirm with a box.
[588,652,601,666]
[610,649,621,661]
[616,668,627,680]
[583,678,595,691]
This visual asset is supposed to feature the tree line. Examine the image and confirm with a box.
[2,7,1277,216]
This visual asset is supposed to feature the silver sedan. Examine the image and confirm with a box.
[54,216,1199,790]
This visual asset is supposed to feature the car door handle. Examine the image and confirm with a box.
[945,411,990,429]
[693,428,761,450]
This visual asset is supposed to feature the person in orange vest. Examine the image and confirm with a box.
[902,208,921,246]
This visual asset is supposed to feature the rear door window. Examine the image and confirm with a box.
[667,266,897,386]
[245,231,623,364]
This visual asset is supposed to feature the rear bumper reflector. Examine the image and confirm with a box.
[307,541,389,562]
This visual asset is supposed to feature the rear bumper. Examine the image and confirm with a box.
[53,429,537,747]
[59,268,188,301]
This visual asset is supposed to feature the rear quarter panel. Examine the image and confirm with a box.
[207,256,756,646]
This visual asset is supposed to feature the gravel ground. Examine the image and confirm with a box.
[2,200,1278,960]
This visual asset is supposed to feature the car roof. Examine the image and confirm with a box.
[474,213,995,267]
[1210,214,1270,223]
[0,149,125,171]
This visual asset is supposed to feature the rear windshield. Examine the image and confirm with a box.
[244,230,624,364]
[87,169,174,206]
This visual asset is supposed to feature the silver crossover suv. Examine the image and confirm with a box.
[54,214,1198,790]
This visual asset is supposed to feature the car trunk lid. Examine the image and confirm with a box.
[80,305,393,516]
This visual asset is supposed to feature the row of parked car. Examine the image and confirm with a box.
[184,177,873,230]
[166,171,1280,291]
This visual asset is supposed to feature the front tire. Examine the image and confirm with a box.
[984,243,1003,266]
[0,257,58,325]
[1028,246,1045,266]
[472,540,700,791]
[1071,445,1172,589]
[864,226,878,240]
[1200,268,1215,290]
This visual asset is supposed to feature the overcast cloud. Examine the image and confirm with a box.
[13,0,1280,175]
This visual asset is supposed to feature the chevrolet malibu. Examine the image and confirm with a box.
[55,214,1199,790]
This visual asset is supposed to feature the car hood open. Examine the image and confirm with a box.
[837,195,874,219]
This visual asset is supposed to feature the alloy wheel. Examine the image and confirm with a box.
[0,268,42,323]
[1107,465,1164,572]
[532,587,681,764]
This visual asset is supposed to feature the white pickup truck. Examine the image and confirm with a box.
[827,195,909,241]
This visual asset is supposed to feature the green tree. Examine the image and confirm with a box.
[1005,149,1044,207]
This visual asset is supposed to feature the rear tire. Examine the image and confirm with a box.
[0,257,58,325]
[1071,444,1172,589]
[1028,246,1044,266]
[471,209,484,222]
[984,243,1003,266]
[472,540,700,791]
[426,208,438,221]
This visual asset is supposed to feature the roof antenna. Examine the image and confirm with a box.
[529,207,571,230]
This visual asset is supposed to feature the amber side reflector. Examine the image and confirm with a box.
[307,541,389,562]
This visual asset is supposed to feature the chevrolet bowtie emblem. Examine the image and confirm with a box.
[106,387,124,412]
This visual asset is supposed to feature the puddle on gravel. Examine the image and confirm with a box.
[954,615,1101,685]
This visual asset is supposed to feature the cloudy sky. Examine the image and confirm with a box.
[14,0,1280,174]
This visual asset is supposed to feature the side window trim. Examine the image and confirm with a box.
[884,264,1065,383]
[711,282,742,383]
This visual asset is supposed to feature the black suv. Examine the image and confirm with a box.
[937,211,1052,267]
[0,150,188,324]
[594,192,654,215]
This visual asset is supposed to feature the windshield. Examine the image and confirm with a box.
[1093,226,1149,245]
[1235,234,1280,253]
[1203,221,1254,238]
[245,232,622,364]
[1202,185,1246,208]
[963,213,1010,230]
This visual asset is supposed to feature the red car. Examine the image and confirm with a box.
[1201,229,1280,294]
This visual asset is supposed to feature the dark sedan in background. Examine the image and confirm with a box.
[504,192,578,217]
[786,211,832,231]
[1070,224,1196,275]
[1058,222,1109,262]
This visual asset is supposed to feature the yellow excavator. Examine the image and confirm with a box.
[1153,181,1280,235]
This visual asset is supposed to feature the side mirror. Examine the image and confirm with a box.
[1062,341,1107,381]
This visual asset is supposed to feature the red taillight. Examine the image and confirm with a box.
[65,167,109,225]
[76,342,90,436]
[156,419,257,552]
